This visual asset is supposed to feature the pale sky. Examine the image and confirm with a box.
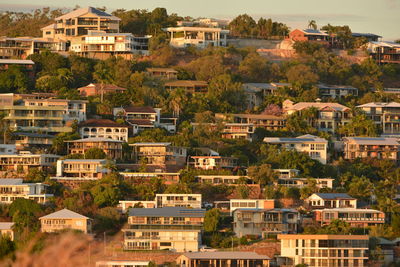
[1,0,399,40]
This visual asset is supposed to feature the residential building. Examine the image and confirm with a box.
[243,82,291,109]
[357,102,400,136]
[0,222,14,240]
[131,142,187,168]
[283,99,351,133]
[343,137,400,161]
[122,207,205,252]
[165,80,208,94]
[352,33,381,42]
[40,208,92,234]
[0,94,87,134]
[70,31,150,59]
[277,177,334,189]
[0,152,59,172]
[118,200,156,213]
[367,41,400,64]
[274,169,300,179]
[196,175,252,185]
[190,156,238,170]
[176,252,270,267]
[78,83,127,97]
[0,59,35,78]
[41,7,120,41]
[53,159,112,180]
[215,113,286,131]
[233,209,299,237]
[278,234,369,267]
[96,260,150,267]
[78,119,129,142]
[0,178,53,204]
[230,199,275,215]
[288,29,330,42]
[156,194,202,209]
[318,84,358,99]
[191,122,255,141]
[264,134,328,164]
[165,26,229,48]
[146,67,178,80]
[120,172,180,185]
[13,132,54,151]
[314,208,385,227]
[0,144,17,155]
[67,138,124,159]
[305,193,357,209]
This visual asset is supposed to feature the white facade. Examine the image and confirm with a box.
[166,26,229,48]
[53,159,111,180]
[230,199,275,215]
[156,194,202,209]
[0,178,53,204]
[306,193,357,209]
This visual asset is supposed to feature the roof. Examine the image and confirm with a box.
[61,159,108,163]
[264,134,327,144]
[219,113,285,120]
[312,193,355,200]
[147,67,178,73]
[165,27,226,33]
[78,83,126,91]
[127,119,154,126]
[317,83,357,90]
[0,179,23,185]
[40,208,89,220]
[344,137,400,146]
[79,119,128,128]
[181,252,270,260]
[315,208,383,213]
[55,7,120,21]
[352,32,381,38]
[66,137,123,143]
[0,222,14,230]
[124,106,157,114]
[300,29,329,36]
[357,102,400,108]
[165,80,208,87]
[0,59,35,65]
[287,102,350,112]
[130,142,171,146]
[128,207,205,217]
[14,132,54,138]
[369,41,400,48]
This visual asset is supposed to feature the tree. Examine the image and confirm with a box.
[84,148,107,159]
[0,236,15,260]
[308,20,317,30]
[204,208,221,232]
[51,131,80,155]
[338,114,378,137]
[94,61,114,102]
[347,176,373,201]
[239,52,270,82]
[247,164,277,186]
[9,199,43,240]
[229,14,257,38]
[323,219,351,234]
[286,64,319,89]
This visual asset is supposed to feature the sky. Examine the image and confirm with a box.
[1,0,399,40]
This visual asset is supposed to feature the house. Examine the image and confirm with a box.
[165,26,229,48]
[0,59,35,78]
[278,234,369,267]
[343,137,400,161]
[13,132,54,151]
[96,260,150,267]
[0,37,66,59]
[314,208,385,227]
[264,134,328,164]
[190,156,238,170]
[0,94,87,134]
[176,252,270,267]
[165,80,208,94]
[122,207,205,252]
[283,99,351,133]
[242,82,291,109]
[190,122,255,141]
[0,178,53,204]
[230,199,276,215]
[118,200,156,213]
[305,193,357,209]
[215,113,286,131]
[0,144,17,155]
[288,29,330,42]
[41,7,120,41]
[196,175,252,185]
[53,159,112,180]
[233,208,299,237]
[40,208,92,234]
[78,83,127,97]
[120,172,180,185]
[78,119,129,142]
[357,102,400,136]
[0,222,14,240]
[146,67,178,80]
[70,31,150,59]
[367,41,400,64]
[352,33,381,42]
[0,152,59,172]
[317,84,358,99]
[67,138,124,159]
[274,169,300,179]
[277,177,334,189]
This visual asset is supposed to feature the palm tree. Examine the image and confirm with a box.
[168,88,187,118]
[94,63,113,103]
[308,20,317,30]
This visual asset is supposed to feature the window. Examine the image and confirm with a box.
[160,242,171,246]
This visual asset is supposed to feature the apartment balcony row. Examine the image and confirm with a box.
[124,236,198,241]
[11,125,72,133]
[126,225,202,230]
[326,217,385,222]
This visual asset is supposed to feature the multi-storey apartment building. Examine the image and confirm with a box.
[318,84,358,99]
[283,99,351,133]
[131,142,187,167]
[233,208,299,237]
[0,144,17,155]
[0,178,53,204]
[0,37,66,59]
[306,193,357,209]
[277,177,334,189]
[123,207,205,252]
[230,199,276,215]
[40,208,92,234]
[146,68,178,80]
[191,122,254,141]
[0,152,59,172]
[0,222,14,240]
[78,83,127,97]
[120,172,180,185]
[264,134,328,164]
[41,7,120,41]
[67,138,123,159]
[53,159,112,180]
[343,137,400,161]
[314,208,385,227]
[176,252,270,267]
[165,26,229,48]
[190,156,238,170]
[0,59,35,78]
[196,175,252,185]
[216,113,286,131]
[367,41,400,64]
[357,102,400,136]
[278,234,369,267]
[78,119,129,142]
[13,132,54,151]
[0,94,87,134]
[156,194,202,209]
[165,80,209,94]
[275,169,300,179]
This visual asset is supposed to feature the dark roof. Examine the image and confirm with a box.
[352,32,381,38]
[79,119,128,128]
[128,207,205,217]
[127,119,154,126]
[182,252,270,260]
[124,106,157,114]
[314,193,354,200]
[14,132,55,138]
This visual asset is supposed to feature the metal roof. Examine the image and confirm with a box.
[128,207,205,217]
[313,193,354,200]
[0,59,35,65]
[40,208,89,220]
[0,222,14,230]
[344,137,400,146]
[357,102,400,108]
[0,178,24,185]
[55,7,120,21]
[182,251,270,260]
[66,137,123,143]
